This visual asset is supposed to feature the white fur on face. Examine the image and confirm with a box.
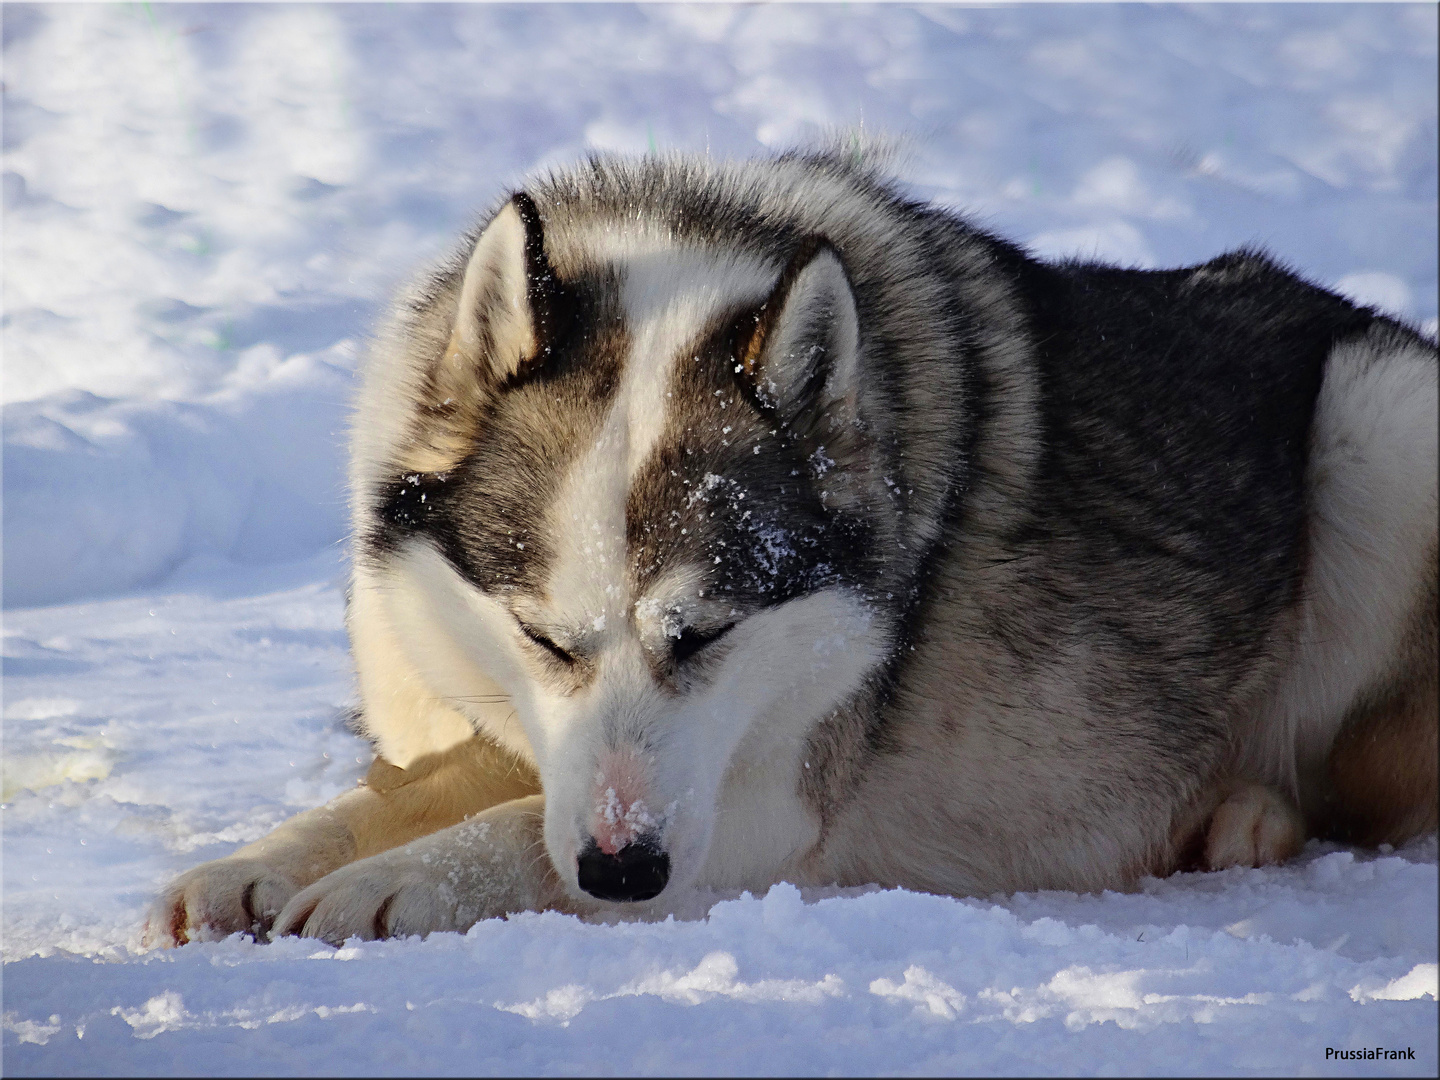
[365,561,881,910]
[538,243,778,664]
[533,585,887,900]
[499,240,889,899]
[356,543,542,769]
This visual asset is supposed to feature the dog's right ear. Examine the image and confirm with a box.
[405,193,568,472]
[449,192,567,384]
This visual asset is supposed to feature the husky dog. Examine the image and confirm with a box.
[147,149,1437,947]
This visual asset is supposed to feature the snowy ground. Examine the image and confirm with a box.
[4,3,1437,1075]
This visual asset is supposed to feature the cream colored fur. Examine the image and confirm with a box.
[1237,327,1438,816]
[143,734,537,945]
[271,796,564,945]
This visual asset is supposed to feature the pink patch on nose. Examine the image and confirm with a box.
[591,750,654,856]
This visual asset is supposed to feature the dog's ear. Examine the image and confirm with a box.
[735,240,861,432]
[733,240,881,513]
[449,191,568,384]
[403,193,568,473]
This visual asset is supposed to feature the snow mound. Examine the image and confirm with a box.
[3,346,354,608]
[4,859,1437,1075]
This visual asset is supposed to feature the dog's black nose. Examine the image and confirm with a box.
[577,838,670,902]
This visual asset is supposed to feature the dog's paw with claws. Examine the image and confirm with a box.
[271,810,558,945]
[143,858,298,947]
[271,848,483,945]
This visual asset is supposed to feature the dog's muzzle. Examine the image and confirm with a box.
[576,837,670,902]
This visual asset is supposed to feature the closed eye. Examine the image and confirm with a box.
[519,623,575,664]
[671,622,737,666]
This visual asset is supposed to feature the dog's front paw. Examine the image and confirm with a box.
[270,850,475,945]
[143,858,299,947]
[271,804,559,945]
[1204,781,1306,869]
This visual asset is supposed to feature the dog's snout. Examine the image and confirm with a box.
[576,838,670,902]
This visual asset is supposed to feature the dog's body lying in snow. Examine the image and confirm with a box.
[148,150,1437,946]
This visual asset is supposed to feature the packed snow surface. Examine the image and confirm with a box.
[4,3,1437,1075]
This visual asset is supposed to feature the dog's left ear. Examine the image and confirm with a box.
[735,240,861,432]
[733,241,882,513]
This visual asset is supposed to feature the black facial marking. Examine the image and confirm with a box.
[671,622,736,666]
[509,190,575,378]
[377,471,452,533]
[520,623,577,665]
[362,269,628,593]
[626,308,876,614]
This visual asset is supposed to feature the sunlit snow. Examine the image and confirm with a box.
[3,3,1436,1075]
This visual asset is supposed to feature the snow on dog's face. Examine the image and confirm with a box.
[363,194,891,903]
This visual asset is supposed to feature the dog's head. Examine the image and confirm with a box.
[358,187,899,904]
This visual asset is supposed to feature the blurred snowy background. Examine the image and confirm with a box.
[3,4,1436,1074]
[4,1,1437,609]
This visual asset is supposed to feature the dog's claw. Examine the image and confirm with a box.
[142,858,298,947]
[270,849,478,944]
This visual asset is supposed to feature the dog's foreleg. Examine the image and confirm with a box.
[143,736,537,946]
[270,795,575,944]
